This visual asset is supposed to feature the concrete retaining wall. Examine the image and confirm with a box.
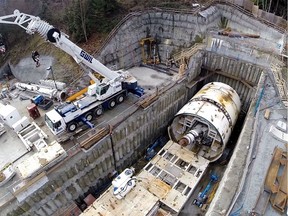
[98,9,220,69]
[218,4,284,49]
[202,51,263,112]
[97,4,284,70]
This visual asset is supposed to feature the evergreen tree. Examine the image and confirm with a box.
[89,0,119,33]
[65,0,119,42]
[65,0,92,42]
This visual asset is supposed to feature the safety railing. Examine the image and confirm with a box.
[172,43,206,63]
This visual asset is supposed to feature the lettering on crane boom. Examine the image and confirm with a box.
[80,50,93,63]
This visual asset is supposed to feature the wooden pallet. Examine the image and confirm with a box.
[264,147,284,193]
[270,151,287,213]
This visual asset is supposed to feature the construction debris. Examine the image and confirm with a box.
[16,141,67,179]
[264,109,271,120]
[218,28,260,38]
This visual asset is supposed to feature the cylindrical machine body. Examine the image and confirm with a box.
[39,79,67,90]
[15,82,57,98]
[168,82,241,161]
[57,90,67,101]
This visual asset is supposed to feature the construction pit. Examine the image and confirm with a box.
[0,2,287,216]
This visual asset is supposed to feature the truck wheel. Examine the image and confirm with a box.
[108,99,116,109]
[93,106,103,116]
[192,199,197,205]
[116,94,124,104]
[67,122,77,132]
[85,112,93,121]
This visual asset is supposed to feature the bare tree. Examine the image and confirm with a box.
[274,0,279,14]
[79,0,88,42]
[267,0,272,12]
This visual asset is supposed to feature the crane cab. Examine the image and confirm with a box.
[96,82,122,101]
[45,109,66,135]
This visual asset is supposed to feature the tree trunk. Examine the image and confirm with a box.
[79,0,88,42]
[267,0,272,12]
[274,0,279,14]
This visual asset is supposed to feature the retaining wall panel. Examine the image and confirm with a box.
[41,204,53,216]
[52,196,62,208]
[46,200,57,213]
[19,202,31,212]
[37,190,46,200]
[35,207,46,216]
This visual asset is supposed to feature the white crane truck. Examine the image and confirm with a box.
[0,10,144,135]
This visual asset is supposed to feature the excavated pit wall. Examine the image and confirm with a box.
[97,7,222,68]
[202,51,263,112]
[97,4,283,69]
[3,4,285,216]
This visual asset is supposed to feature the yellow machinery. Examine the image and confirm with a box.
[139,37,160,65]
[66,72,104,102]
[178,55,188,76]
[66,87,89,103]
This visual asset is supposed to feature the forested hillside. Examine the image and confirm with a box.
[0,0,118,67]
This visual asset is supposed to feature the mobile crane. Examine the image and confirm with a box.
[0,10,144,135]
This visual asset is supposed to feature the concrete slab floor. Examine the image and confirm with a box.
[230,78,287,216]
[128,66,174,93]
[209,31,283,56]
[0,88,57,198]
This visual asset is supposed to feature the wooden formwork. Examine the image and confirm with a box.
[264,147,287,213]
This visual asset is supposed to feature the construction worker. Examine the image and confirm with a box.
[32,50,40,67]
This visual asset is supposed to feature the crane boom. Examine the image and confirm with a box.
[0,10,120,82]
